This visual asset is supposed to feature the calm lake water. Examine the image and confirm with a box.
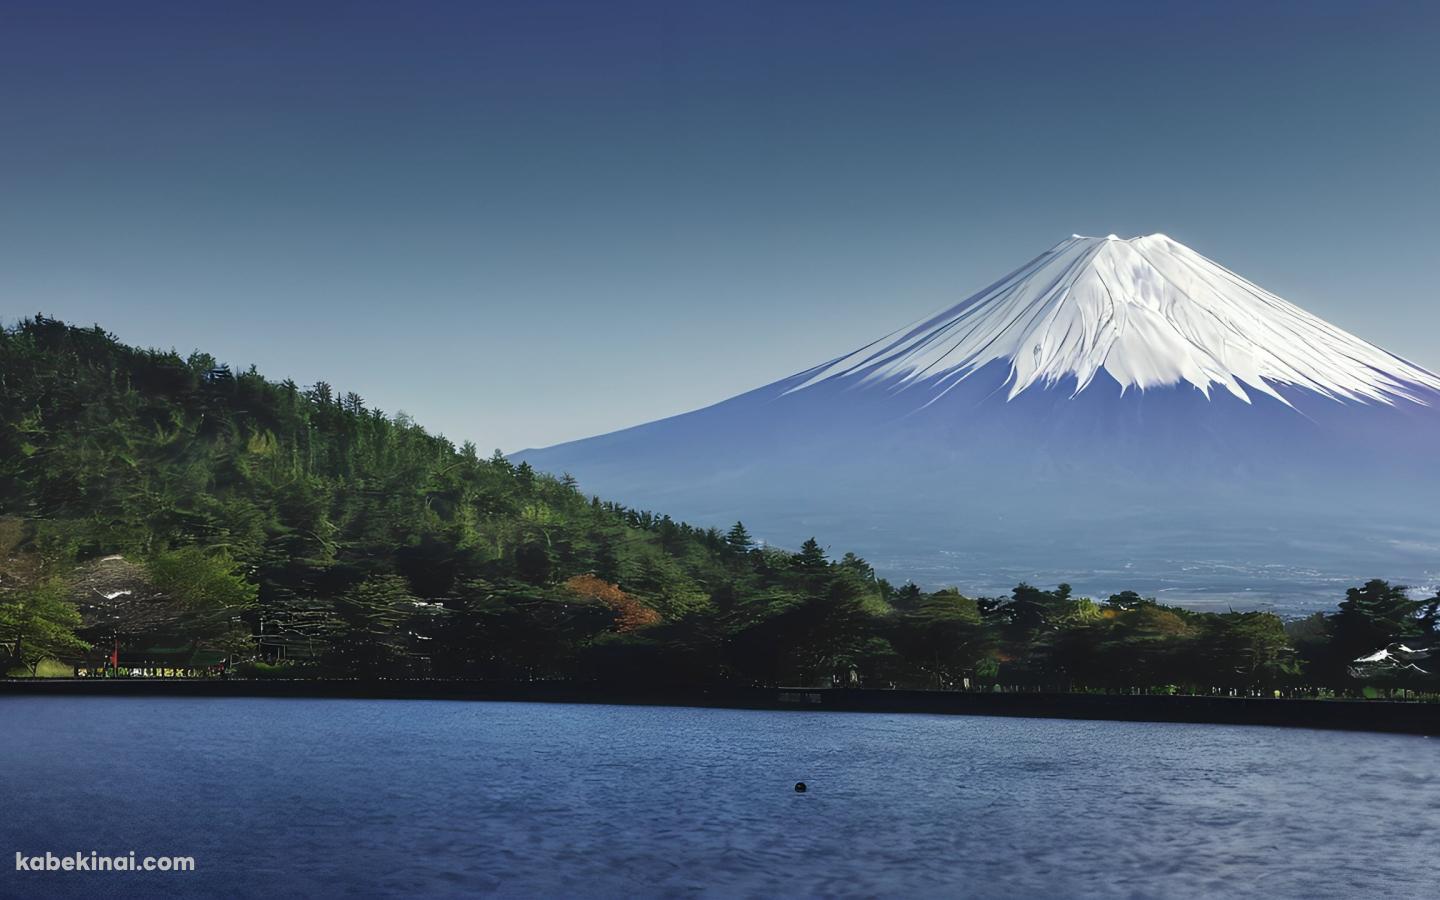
[1,698,1435,899]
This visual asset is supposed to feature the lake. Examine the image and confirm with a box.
[1,697,1435,898]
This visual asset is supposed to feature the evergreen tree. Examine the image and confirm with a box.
[795,537,828,570]
[1321,580,1430,684]
[724,521,754,554]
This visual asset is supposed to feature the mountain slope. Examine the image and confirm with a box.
[516,234,1440,612]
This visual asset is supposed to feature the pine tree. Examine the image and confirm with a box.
[724,521,754,554]
[795,537,828,570]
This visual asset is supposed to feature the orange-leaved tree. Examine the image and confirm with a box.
[563,574,660,633]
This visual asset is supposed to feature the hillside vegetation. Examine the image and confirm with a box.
[1,316,1435,694]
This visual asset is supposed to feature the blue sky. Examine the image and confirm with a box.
[3,1,1437,450]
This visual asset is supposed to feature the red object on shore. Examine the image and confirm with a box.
[109,638,119,668]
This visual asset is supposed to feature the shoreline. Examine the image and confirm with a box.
[3,679,1437,735]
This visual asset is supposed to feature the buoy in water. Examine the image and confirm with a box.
[794,782,807,793]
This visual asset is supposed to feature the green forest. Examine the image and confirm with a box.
[2,316,1436,695]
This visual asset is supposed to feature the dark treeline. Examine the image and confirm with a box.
[2,317,1437,695]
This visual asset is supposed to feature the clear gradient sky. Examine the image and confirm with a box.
[3,1,1438,451]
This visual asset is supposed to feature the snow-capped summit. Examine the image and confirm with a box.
[516,233,1440,612]
[791,233,1440,405]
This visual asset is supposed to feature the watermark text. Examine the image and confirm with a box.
[15,851,195,873]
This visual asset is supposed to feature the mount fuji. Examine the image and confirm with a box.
[516,234,1440,611]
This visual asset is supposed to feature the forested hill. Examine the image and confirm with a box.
[0,314,773,596]
[0,315,894,683]
[1,316,1436,694]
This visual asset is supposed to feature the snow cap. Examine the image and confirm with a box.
[790,233,1440,405]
